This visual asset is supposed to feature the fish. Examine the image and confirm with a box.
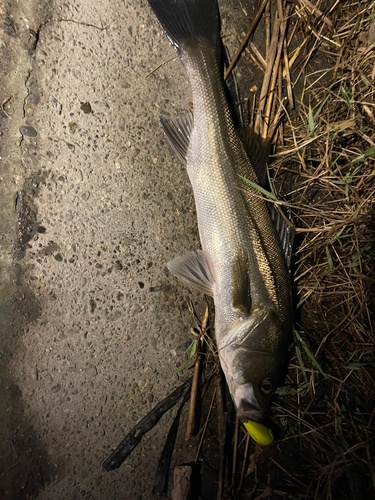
[146,0,293,431]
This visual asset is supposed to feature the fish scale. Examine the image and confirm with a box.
[185,41,288,329]
[147,0,293,431]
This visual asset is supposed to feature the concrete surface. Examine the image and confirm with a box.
[0,1,260,498]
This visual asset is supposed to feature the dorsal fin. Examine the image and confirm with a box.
[237,127,294,269]
[223,43,243,128]
[237,127,271,187]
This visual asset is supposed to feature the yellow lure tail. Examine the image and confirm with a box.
[242,420,274,446]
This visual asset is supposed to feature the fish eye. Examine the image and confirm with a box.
[260,379,273,394]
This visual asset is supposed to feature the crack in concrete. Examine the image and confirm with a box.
[22,70,31,120]
[57,18,109,31]
[19,14,107,146]
[19,69,31,148]
[19,19,51,149]
[19,16,108,149]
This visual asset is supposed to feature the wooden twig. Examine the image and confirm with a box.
[249,41,267,70]
[171,465,192,500]
[264,1,271,59]
[298,0,333,27]
[275,63,283,144]
[224,0,270,81]
[362,104,375,127]
[185,306,209,440]
[232,28,265,72]
[238,433,250,495]
[262,4,291,138]
[268,96,287,139]
[145,55,177,78]
[284,38,308,76]
[283,38,294,109]
[231,417,239,494]
[277,0,284,24]
[287,14,300,47]
[255,14,281,134]
[270,458,307,488]
[195,388,216,462]
[295,4,340,47]
[239,1,248,17]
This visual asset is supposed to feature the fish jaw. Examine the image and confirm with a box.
[217,305,289,421]
[234,383,264,421]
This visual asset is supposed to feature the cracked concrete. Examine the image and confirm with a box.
[0,0,262,498]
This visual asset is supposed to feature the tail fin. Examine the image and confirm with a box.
[147,0,220,59]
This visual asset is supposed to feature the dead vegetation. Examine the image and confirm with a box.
[224,0,375,498]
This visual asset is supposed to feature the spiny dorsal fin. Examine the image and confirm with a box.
[231,247,250,316]
[237,127,271,187]
[160,110,193,165]
[167,249,215,296]
[237,127,294,269]
[223,43,243,128]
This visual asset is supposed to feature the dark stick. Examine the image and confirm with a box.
[103,377,193,471]
[153,385,192,495]
[216,367,227,500]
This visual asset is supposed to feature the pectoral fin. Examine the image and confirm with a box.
[231,248,250,316]
[167,250,215,296]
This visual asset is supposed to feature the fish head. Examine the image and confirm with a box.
[219,306,289,422]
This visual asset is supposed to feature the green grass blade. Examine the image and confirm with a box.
[341,85,352,108]
[275,382,309,395]
[238,174,287,204]
[295,330,326,377]
[352,145,375,163]
[308,105,314,135]
[176,339,198,373]
[189,339,197,358]
[295,343,308,383]
[314,94,330,120]
[345,361,375,370]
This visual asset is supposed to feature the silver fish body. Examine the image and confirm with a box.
[148,0,292,421]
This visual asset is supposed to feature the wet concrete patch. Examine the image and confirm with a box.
[0,381,57,500]
[14,171,48,260]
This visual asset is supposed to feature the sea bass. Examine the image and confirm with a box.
[147,0,293,426]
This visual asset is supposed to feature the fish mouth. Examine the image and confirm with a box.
[236,399,264,422]
[233,383,264,422]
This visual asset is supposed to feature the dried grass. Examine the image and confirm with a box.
[224,0,375,498]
